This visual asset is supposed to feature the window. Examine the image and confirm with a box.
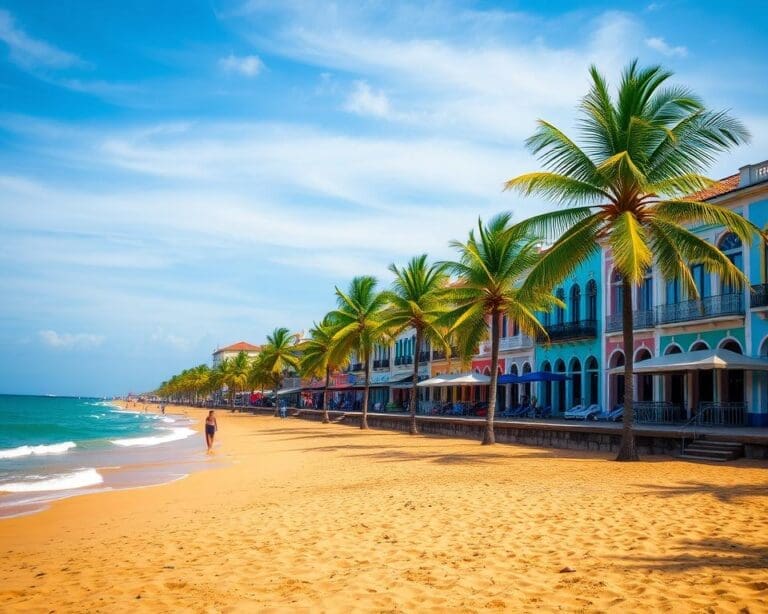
[501,315,508,338]
[611,270,623,315]
[639,268,653,311]
[690,263,710,298]
[570,284,581,323]
[586,280,597,321]
[556,288,565,325]
[666,277,680,305]
[719,232,743,294]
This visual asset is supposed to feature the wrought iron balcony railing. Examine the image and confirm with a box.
[538,320,598,342]
[605,310,655,333]
[751,283,768,308]
[656,292,743,325]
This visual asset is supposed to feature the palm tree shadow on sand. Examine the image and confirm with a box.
[635,481,768,503]
[614,538,768,573]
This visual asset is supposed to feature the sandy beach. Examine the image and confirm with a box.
[1,406,767,613]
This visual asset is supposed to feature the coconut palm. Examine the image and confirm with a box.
[300,314,344,424]
[329,276,389,429]
[505,60,758,460]
[381,255,451,435]
[443,213,560,445]
[247,353,271,405]
[261,327,301,416]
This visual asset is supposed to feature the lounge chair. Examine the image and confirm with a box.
[596,405,623,422]
[563,404,584,419]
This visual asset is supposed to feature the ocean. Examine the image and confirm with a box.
[0,395,209,518]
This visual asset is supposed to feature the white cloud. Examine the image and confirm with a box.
[38,330,105,349]
[219,53,264,76]
[645,36,687,58]
[150,328,191,351]
[0,9,81,69]
[344,81,392,118]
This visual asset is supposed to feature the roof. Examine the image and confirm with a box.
[687,173,740,201]
[608,348,768,374]
[213,341,262,354]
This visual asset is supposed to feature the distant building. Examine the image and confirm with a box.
[212,341,262,367]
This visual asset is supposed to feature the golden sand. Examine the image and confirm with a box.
[1,406,767,613]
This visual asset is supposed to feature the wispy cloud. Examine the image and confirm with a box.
[344,80,393,119]
[219,53,263,76]
[645,36,687,58]
[0,9,81,69]
[38,330,105,349]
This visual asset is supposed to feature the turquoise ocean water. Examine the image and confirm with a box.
[0,395,206,518]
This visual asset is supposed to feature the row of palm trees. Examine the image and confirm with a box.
[157,60,761,461]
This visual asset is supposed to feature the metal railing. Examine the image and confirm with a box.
[656,292,744,325]
[349,362,364,372]
[418,351,431,363]
[633,401,683,424]
[373,359,390,369]
[539,319,598,342]
[751,283,768,308]
[695,402,747,426]
[394,356,413,366]
[479,335,533,354]
[605,310,655,333]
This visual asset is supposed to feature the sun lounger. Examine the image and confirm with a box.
[563,404,584,419]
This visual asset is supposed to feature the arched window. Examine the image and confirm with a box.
[585,356,599,405]
[570,284,581,323]
[556,288,565,325]
[718,232,743,294]
[586,280,597,321]
[501,315,508,338]
[720,339,743,354]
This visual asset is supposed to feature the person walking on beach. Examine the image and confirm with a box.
[205,410,218,454]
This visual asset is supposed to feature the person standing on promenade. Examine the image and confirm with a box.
[205,410,218,454]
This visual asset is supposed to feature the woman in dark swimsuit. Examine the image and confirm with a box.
[205,410,218,454]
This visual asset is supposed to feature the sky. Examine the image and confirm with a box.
[1,0,767,396]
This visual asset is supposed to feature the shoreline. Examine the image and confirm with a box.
[2,408,767,611]
[0,401,217,519]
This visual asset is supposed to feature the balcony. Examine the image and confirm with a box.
[605,310,655,333]
[478,334,533,355]
[656,292,744,325]
[394,356,413,366]
[349,362,364,372]
[373,358,390,369]
[751,283,768,309]
[539,320,598,342]
[418,350,431,363]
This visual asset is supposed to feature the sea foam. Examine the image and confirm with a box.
[0,468,103,493]
[0,441,77,460]
[110,427,196,448]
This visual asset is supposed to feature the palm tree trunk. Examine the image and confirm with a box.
[409,327,422,435]
[616,278,639,461]
[322,365,330,424]
[361,354,370,429]
[273,376,281,417]
[483,311,500,445]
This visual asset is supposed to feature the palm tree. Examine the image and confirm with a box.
[261,327,301,416]
[300,314,343,424]
[330,276,389,429]
[505,60,758,460]
[381,255,451,435]
[443,213,559,445]
[247,353,271,406]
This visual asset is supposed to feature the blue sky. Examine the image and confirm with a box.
[1,1,767,396]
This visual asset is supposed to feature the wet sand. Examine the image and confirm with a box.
[1,406,767,612]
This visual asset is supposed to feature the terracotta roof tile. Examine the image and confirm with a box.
[687,173,740,201]
[214,341,262,353]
